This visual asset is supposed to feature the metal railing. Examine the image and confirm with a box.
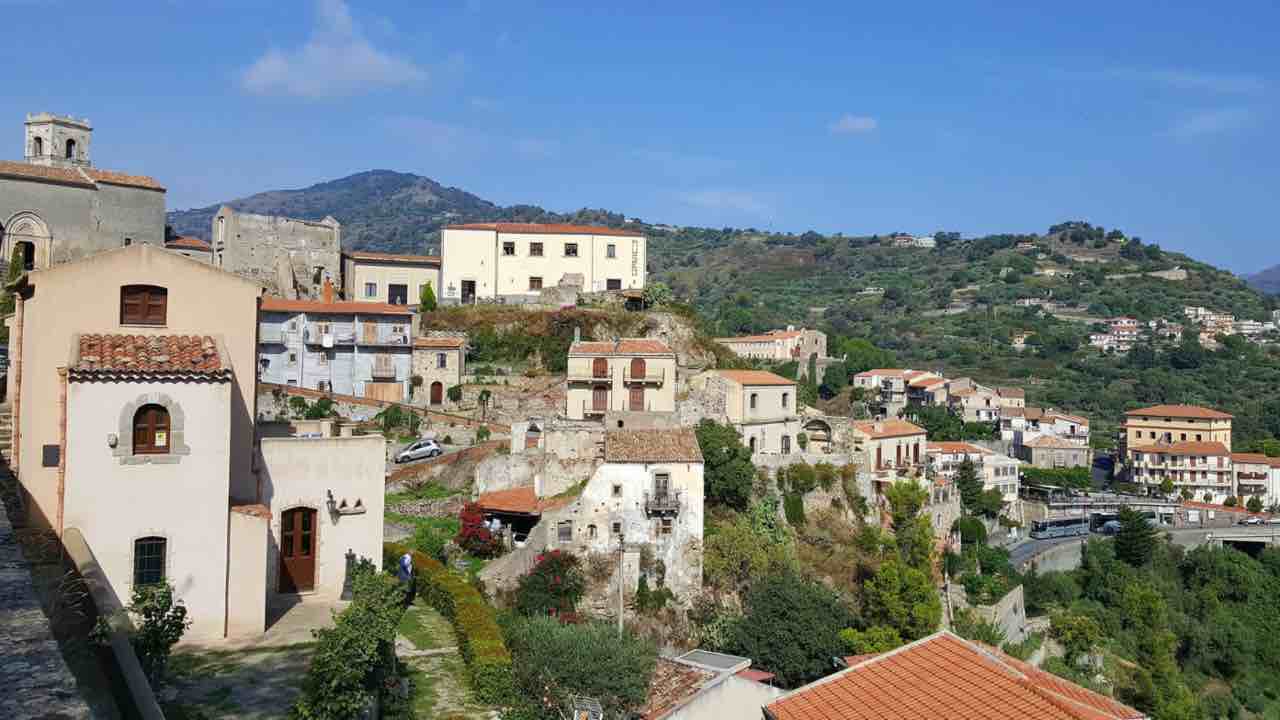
[645,490,682,515]
[623,368,666,385]
[582,400,607,416]
[568,372,613,384]
[356,332,410,346]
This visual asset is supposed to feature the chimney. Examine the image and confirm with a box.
[322,277,334,304]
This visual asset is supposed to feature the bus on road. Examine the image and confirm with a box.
[1030,517,1090,539]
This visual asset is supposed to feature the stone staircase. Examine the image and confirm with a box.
[0,405,12,466]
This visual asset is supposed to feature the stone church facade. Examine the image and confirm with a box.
[0,113,165,272]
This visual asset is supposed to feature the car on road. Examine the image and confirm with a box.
[1100,520,1122,535]
[394,439,443,463]
[1238,516,1265,526]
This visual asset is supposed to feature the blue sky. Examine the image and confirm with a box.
[2,0,1276,271]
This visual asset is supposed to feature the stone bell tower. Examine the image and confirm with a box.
[24,112,93,168]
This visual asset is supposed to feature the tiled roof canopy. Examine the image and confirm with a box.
[345,251,441,264]
[853,419,926,439]
[715,370,796,386]
[166,236,211,251]
[765,632,1146,720]
[927,441,991,455]
[446,222,642,237]
[605,428,704,464]
[1125,404,1233,420]
[70,334,230,382]
[414,336,465,349]
[474,486,572,515]
[569,339,674,356]
[260,298,413,316]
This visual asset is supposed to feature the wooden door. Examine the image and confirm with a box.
[630,357,646,380]
[629,385,645,411]
[430,381,443,405]
[593,386,608,412]
[592,357,609,378]
[365,381,403,403]
[280,508,317,592]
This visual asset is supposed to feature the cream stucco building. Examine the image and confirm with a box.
[714,327,827,365]
[440,222,645,304]
[342,251,441,306]
[6,245,385,640]
[703,370,801,455]
[565,339,676,420]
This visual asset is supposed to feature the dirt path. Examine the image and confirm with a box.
[163,642,315,719]
[397,603,497,719]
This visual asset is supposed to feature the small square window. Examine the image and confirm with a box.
[611,521,622,536]
[557,521,573,543]
[437,353,447,369]
[565,243,579,257]
[364,282,377,297]
[529,276,543,291]
[288,352,298,364]
[503,241,516,256]
[606,243,616,258]
[660,518,673,535]
[606,278,622,291]
[530,242,544,257]
[316,352,328,367]
[612,484,622,497]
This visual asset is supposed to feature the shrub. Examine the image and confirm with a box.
[412,521,451,562]
[294,560,406,718]
[787,463,817,494]
[840,625,903,655]
[455,502,503,558]
[953,516,987,546]
[635,574,674,614]
[289,395,309,418]
[1224,496,1239,507]
[447,385,463,403]
[796,432,809,450]
[476,426,491,443]
[515,550,586,617]
[125,582,191,683]
[384,543,513,703]
[1248,496,1264,513]
[814,463,838,492]
[784,493,806,525]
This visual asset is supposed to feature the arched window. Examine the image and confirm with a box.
[121,284,167,325]
[32,136,43,157]
[630,357,646,380]
[749,436,756,453]
[133,536,166,585]
[133,404,171,454]
[65,138,77,160]
[592,357,608,378]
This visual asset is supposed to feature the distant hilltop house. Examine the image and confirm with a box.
[1,112,166,271]
[439,222,645,305]
[164,231,212,261]
[211,205,341,300]
[714,326,827,368]
[888,233,935,249]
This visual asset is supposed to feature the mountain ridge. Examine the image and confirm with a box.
[1245,264,1280,295]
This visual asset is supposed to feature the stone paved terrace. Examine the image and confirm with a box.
[0,501,93,719]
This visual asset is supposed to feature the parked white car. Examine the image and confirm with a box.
[395,439,443,463]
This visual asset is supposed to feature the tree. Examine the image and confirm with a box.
[504,616,657,719]
[956,458,984,513]
[862,558,942,642]
[125,582,191,683]
[418,280,437,313]
[1114,507,1155,568]
[515,550,586,616]
[839,626,903,655]
[694,420,754,511]
[1051,612,1102,666]
[1248,495,1264,513]
[884,480,934,572]
[1159,477,1174,496]
[0,245,22,342]
[726,572,858,688]
[477,388,492,422]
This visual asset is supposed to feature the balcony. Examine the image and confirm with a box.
[645,490,682,516]
[582,400,607,417]
[304,328,356,345]
[355,331,409,347]
[623,368,666,385]
[1239,484,1267,496]
[260,328,286,344]
[568,372,613,385]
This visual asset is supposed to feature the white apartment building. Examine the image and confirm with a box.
[926,442,1021,508]
[1129,441,1233,503]
[440,222,645,304]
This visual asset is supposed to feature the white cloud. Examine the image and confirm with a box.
[1148,70,1264,94]
[242,0,425,99]
[829,114,878,135]
[1166,108,1255,139]
[681,189,771,216]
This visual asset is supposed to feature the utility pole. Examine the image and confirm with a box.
[617,532,625,639]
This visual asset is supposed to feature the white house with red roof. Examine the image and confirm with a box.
[440,222,646,304]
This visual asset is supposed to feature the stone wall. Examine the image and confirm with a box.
[213,206,340,299]
[472,450,600,498]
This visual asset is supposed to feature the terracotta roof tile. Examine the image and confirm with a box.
[474,486,572,515]
[0,159,96,187]
[166,235,211,251]
[260,297,413,316]
[717,329,803,343]
[345,250,440,265]
[927,441,992,455]
[86,167,165,191]
[230,502,271,519]
[852,419,926,439]
[714,369,796,386]
[1232,452,1273,464]
[1125,404,1233,420]
[71,334,229,381]
[1130,441,1230,456]
[1024,435,1090,450]
[570,339,673,356]
[854,368,909,378]
[639,658,716,720]
[766,632,1145,720]
[447,222,642,237]
[997,387,1026,398]
[737,668,776,683]
[413,336,465,349]
[605,428,703,464]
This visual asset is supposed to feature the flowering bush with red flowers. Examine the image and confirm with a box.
[515,550,586,617]
[454,502,503,558]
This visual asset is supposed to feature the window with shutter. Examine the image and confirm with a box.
[133,404,171,454]
[120,285,168,326]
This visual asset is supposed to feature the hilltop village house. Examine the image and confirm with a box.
[6,245,384,640]
[412,334,466,406]
[439,222,645,304]
[1,113,165,271]
[341,250,441,306]
[714,327,827,364]
[212,205,341,300]
[699,370,801,455]
[257,283,414,403]
[164,233,212,262]
[927,442,1021,510]
[478,428,705,599]
[565,339,676,422]
[1121,404,1236,501]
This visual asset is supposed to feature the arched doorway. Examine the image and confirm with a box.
[803,418,834,453]
[2,212,51,272]
[65,139,77,160]
[279,507,317,592]
[430,381,443,405]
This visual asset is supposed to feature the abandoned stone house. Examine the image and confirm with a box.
[212,205,341,300]
[412,334,466,407]
[0,113,165,272]
[477,427,705,601]
[565,339,677,421]
[6,244,385,640]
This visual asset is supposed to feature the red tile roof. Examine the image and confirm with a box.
[1024,435,1090,450]
[166,235,211,251]
[1232,452,1274,465]
[446,222,642,237]
[413,336,465,349]
[715,369,796,386]
[70,334,230,381]
[86,167,165,191]
[766,632,1145,720]
[260,297,413,316]
[852,419,926,440]
[1130,440,1230,457]
[737,668,776,683]
[717,329,803,343]
[345,250,440,265]
[1125,404,1233,420]
[0,160,166,191]
[854,368,909,378]
[927,441,992,455]
[474,486,572,515]
[997,386,1026,398]
[605,428,704,464]
[639,658,717,720]
[570,339,674,356]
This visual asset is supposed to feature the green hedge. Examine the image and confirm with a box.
[385,543,513,703]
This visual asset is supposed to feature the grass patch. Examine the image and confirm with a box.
[385,481,460,507]
[399,604,453,651]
